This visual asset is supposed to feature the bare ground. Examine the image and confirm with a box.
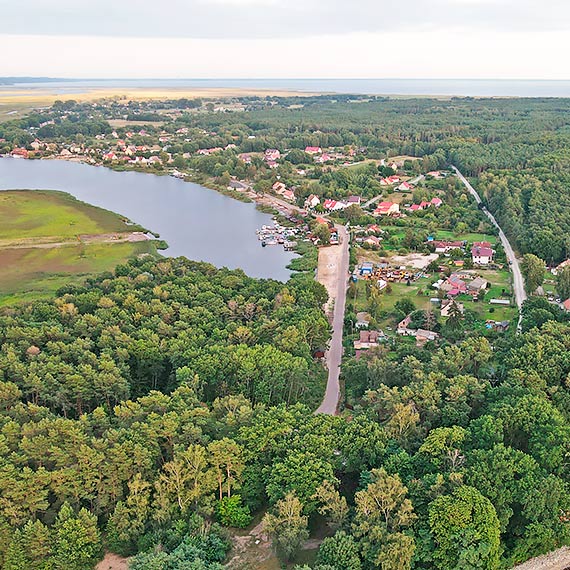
[389,252,439,269]
[96,553,129,570]
[317,243,343,316]
[512,548,570,570]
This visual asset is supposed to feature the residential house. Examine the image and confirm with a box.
[415,329,440,346]
[228,180,249,192]
[354,330,384,350]
[10,148,29,158]
[346,195,362,205]
[272,181,287,194]
[305,194,321,209]
[431,197,443,207]
[397,181,414,191]
[380,175,400,186]
[374,202,400,216]
[238,153,252,164]
[282,189,295,202]
[355,312,371,329]
[441,273,468,294]
[441,300,464,317]
[314,153,332,163]
[305,146,322,154]
[265,149,281,161]
[471,242,494,265]
[468,277,488,295]
[363,236,382,248]
[432,240,464,254]
[563,299,570,312]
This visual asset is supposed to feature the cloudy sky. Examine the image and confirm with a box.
[1,0,569,78]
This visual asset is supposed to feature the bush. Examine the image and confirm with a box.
[216,495,252,528]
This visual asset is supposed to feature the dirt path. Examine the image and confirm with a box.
[0,231,150,250]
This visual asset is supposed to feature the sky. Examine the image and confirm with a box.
[0,0,569,79]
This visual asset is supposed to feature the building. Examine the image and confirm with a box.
[431,197,443,207]
[374,202,400,216]
[397,181,414,191]
[265,149,281,161]
[305,194,321,209]
[468,277,488,294]
[305,146,322,154]
[441,300,464,317]
[354,330,384,350]
[432,240,464,254]
[471,242,494,265]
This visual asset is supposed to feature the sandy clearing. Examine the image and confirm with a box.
[317,243,344,316]
[96,553,129,570]
[389,252,439,269]
[511,547,570,570]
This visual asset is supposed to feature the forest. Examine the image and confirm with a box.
[0,256,570,569]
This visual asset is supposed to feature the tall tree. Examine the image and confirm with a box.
[352,468,416,570]
[263,492,309,562]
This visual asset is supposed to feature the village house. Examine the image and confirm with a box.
[228,180,249,192]
[272,181,287,194]
[426,171,444,179]
[266,161,278,169]
[441,273,468,294]
[304,194,321,209]
[374,202,400,216]
[363,236,382,248]
[440,300,464,317]
[282,189,295,202]
[415,329,440,346]
[356,312,371,329]
[305,146,322,154]
[397,181,414,192]
[471,242,494,265]
[265,149,281,161]
[10,148,29,158]
[314,153,332,163]
[468,277,488,295]
[354,330,384,350]
[367,224,383,235]
[323,199,348,211]
[563,299,570,312]
[238,153,252,164]
[380,175,401,186]
[431,197,443,207]
[347,195,362,205]
[432,240,464,254]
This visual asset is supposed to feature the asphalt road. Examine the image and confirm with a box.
[316,224,350,414]
[452,166,527,327]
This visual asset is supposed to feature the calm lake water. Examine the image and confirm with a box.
[0,158,295,281]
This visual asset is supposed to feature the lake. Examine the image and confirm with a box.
[0,158,296,281]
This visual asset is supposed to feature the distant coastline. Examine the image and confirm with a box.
[2,77,570,97]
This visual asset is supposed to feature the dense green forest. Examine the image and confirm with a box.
[0,258,570,569]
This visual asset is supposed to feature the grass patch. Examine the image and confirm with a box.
[0,190,138,241]
[0,242,155,306]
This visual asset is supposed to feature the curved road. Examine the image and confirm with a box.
[316,224,350,414]
[452,166,527,328]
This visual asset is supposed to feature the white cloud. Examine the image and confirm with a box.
[0,30,568,79]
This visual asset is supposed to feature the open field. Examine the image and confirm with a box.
[0,190,156,304]
[0,86,322,122]
[0,190,135,241]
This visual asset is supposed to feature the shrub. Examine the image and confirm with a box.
[216,495,252,528]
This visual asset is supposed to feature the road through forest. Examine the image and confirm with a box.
[316,224,349,414]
